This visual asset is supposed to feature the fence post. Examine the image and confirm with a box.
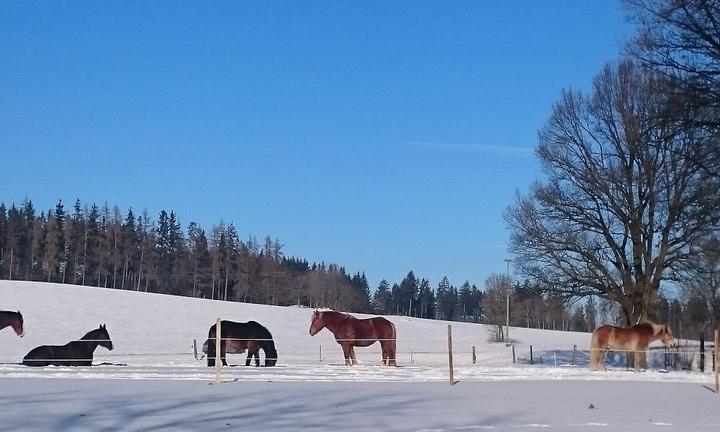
[713,343,716,375]
[715,329,719,395]
[512,345,516,364]
[447,324,455,385]
[193,338,198,360]
[214,318,222,383]
[573,345,577,366]
[700,333,705,373]
[530,345,533,365]
[472,346,476,364]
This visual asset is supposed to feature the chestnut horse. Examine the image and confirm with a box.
[0,310,24,337]
[590,322,676,371]
[23,324,113,367]
[309,310,397,366]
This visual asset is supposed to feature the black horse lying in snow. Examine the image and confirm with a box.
[23,324,113,366]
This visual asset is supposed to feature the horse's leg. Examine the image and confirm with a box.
[245,351,252,366]
[380,340,394,366]
[340,343,352,366]
[600,349,608,372]
[350,346,357,366]
[388,340,397,366]
[590,346,600,370]
[221,340,228,366]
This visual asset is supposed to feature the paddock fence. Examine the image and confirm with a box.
[1,322,718,389]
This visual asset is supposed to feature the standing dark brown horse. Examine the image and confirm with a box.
[590,322,676,371]
[206,320,277,367]
[309,310,397,366]
[0,310,24,337]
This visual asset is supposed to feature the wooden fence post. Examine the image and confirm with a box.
[713,329,720,394]
[529,345,533,365]
[193,338,198,360]
[572,345,577,366]
[472,346,476,364]
[215,318,222,383]
[512,345,516,364]
[447,324,455,385]
[700,333,705,373]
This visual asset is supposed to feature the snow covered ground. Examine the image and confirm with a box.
[1,280,718,431]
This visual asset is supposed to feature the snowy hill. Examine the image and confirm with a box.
[0,280,704,383]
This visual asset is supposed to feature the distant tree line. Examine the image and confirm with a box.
[0,198,373,311]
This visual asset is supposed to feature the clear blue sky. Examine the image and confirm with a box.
[0,1,631,291]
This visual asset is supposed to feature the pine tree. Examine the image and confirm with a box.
[53,200,67,283]
[83,204,100,287]
[42,209,59,282]
[67,199,85,285]
[416,278,436,319]
[0,203,7,278]
[5,205,21,280]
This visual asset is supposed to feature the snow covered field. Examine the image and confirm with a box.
[1,280,718,431]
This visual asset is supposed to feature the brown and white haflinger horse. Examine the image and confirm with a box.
[309,310,397,366]
[0,310,24,337]
[590,322,676,371]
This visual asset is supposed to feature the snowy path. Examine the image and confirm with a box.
[1,379,717,432]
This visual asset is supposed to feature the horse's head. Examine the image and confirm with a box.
[97,324,114,351]
[659,324,676,348]
[13,311,24,337]
[309,310,325,336]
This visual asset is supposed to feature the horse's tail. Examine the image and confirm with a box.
[385,319,397,366]
[589,329,599,369]
[590,326,609,371]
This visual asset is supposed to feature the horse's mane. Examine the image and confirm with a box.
[80,326,107,341]
[0,310,21,319]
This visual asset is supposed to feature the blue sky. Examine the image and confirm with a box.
[0,1,631,290]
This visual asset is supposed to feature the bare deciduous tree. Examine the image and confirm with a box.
[626,0,720,125]
[506,60,719,326]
